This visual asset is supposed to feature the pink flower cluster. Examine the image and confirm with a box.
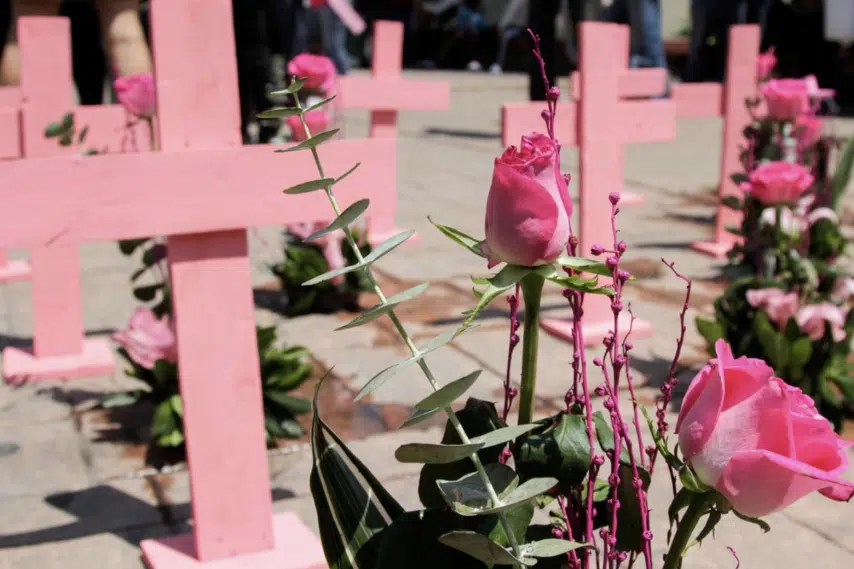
[760,75,834,122]
[677,340,854,517]
[747,288,849,342]
[113,308,177,369]
[114,72,156,119]
[740,161,814,205]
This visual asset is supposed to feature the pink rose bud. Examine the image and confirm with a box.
[287,53,337,94]
[113,308,177,370]
[745,287,799,329]
[114,72,156,119]
[796,302,848,343]
[286,110,330,142]
[481,133,572,268]
[676,340,854,517]
[760,75,834,121]
[756,47,776,81]
[742,161,814,205]
[794,114,822,148]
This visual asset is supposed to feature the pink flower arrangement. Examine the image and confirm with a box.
[677,339,854,517]
[794,114,823,148]
[756,47,776,81]
[113,308,177,369]
[481,133,572,268]
[740,161,814,205]
[114,72,156,119]
[760,75,834,121]
[796,302,848,342]
[286,110,330,142]
[287,53,337,94]
[746,287,799,329]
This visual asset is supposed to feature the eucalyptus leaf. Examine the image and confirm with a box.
[470,424,539,449]
[396,442,485,464]
[415,370,482,411]
[283,177,334,195]
[400,407,442,429]
[524,539,589,558]
[100,392,140,408]
[362,230,416,264]
[276,128,340,153]
[306,95,337,112]
[335,162,361,183]
[270,77,306,95]
[337,282,430,331]
[306,199,370,241]
[446,476,558,516]
[436,463,519,512]
[257,107,301,119]
[438,531,531,566]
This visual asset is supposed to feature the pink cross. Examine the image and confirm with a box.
[337,20,450,242]
[0,3,394,566]
[506,23,675,346]
[671,25,761,258]
[0,30,152,285]
[501,28,672,209]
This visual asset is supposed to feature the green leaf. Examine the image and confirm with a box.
[306,199,370,240]
[581,479,610,502]
[58,131,73,146]
[77,125,89,144]
[679,466,712,494]
[523,539,589,558]
[592,411,632,466]
[270,77,306,96]
[400,407,442,429]
[283,177,335,195]
[693,510,722,545]
[169,394,183,417]
[151,400,179,437]
[831,136,854,210]
[266,391,312,415]
[355,327,460,401]
[668,487,693,525]
[545,274,615,296]
[276,128,339,152]
[443,474,558,516]
[257,106,301,119]
[753,312,789,371]
[730,173,749,185]
[335,162,361,184]
[156,430,185,447]
[438,531,530,566]
[44,121,64,138]
[100,392,140,408]
[436,462,519,511]
[471,424,539,449]
[428,218,486,258]
[414,370,481,411]
[483,502,535,554]
[133,283,163,302]
[640,406,682,470]
[118,238,150,256]
[555,255,613,277]
[256,326,278,355]
[790,336,813,371]
[304,230,415,287]
[614,464,651,552]
[306,95,336,112]
[515,413,592,491]
[395,442,485,464]
[336,282,430,331]
[464,265,532,326]
[695,317,724,351]
[732,510,771,533]
[310,372,405,569]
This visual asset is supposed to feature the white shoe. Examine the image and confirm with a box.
[466,60,483,72]
[489,63,502,74]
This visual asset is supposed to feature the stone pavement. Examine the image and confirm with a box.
[1,71,853,569]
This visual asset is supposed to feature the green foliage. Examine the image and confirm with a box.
[270,229,372,317]
[44,112,100,154]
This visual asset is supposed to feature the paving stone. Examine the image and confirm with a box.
[0,381,70,428]
[0,421,90,499]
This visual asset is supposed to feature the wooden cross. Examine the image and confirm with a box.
[501,28,672,208]
[505,23,675,346]
[0,20,151,285]
[671,25,761,259]
[337,20,450,242]
[0,2,393,566]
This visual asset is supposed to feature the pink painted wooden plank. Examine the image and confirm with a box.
[671,83,723,118]
[335,76,449,112]
[540,22,653,347]
[691,25,760,258]
[142,512,327,569]
[0,139,393,247]
[0,86,25,282]
[569,68,668,101]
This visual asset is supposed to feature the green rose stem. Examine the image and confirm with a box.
[661,492,710,569]
[517,272,545,426]
[292,93,524,566]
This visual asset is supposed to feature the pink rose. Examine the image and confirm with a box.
[760,75,834,121]
[482,133,572,268]
[796,303,848,342]
[287,53,336,94]
[676,340,854,518]
[746,287,799,329]
[756,48,776,81]
[794,114,822,148]
[741,161,814,205]
[286,110,330,142]
[114,72,156,119]
[113,308,177,369]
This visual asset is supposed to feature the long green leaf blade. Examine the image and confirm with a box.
[362,230,415,264]
[277,128,340,153]
[284,178,335,195]
[306,199,370,241]
[395,442,484,464]
[302,261,365,286]
[307,95,337,112]
[414,370,481,411]
[336,282,430,331]
[257,107,301,119]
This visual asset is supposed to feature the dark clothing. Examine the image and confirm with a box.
[527,0,561,101]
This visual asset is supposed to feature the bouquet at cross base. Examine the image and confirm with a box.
[269,34,854,569]
[696,49,854,430]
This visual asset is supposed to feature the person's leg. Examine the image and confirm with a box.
[319,3,349,74]
[684,0,709,82]
[527,0,560,101]
[0,0,62,85]
[63,0,107,104]
[93,0,152,76]
[630,0,665,70]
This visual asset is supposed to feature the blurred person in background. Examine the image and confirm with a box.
[601,0,666,71]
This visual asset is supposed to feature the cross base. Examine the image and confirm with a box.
[689,239,732,260]
[540,312,653,347]
[140,512,327,569]
[0,259,31,282]
[369,227,419,247]
[2,337,115,383]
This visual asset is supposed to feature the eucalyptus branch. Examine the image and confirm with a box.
[292,92,524,565]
